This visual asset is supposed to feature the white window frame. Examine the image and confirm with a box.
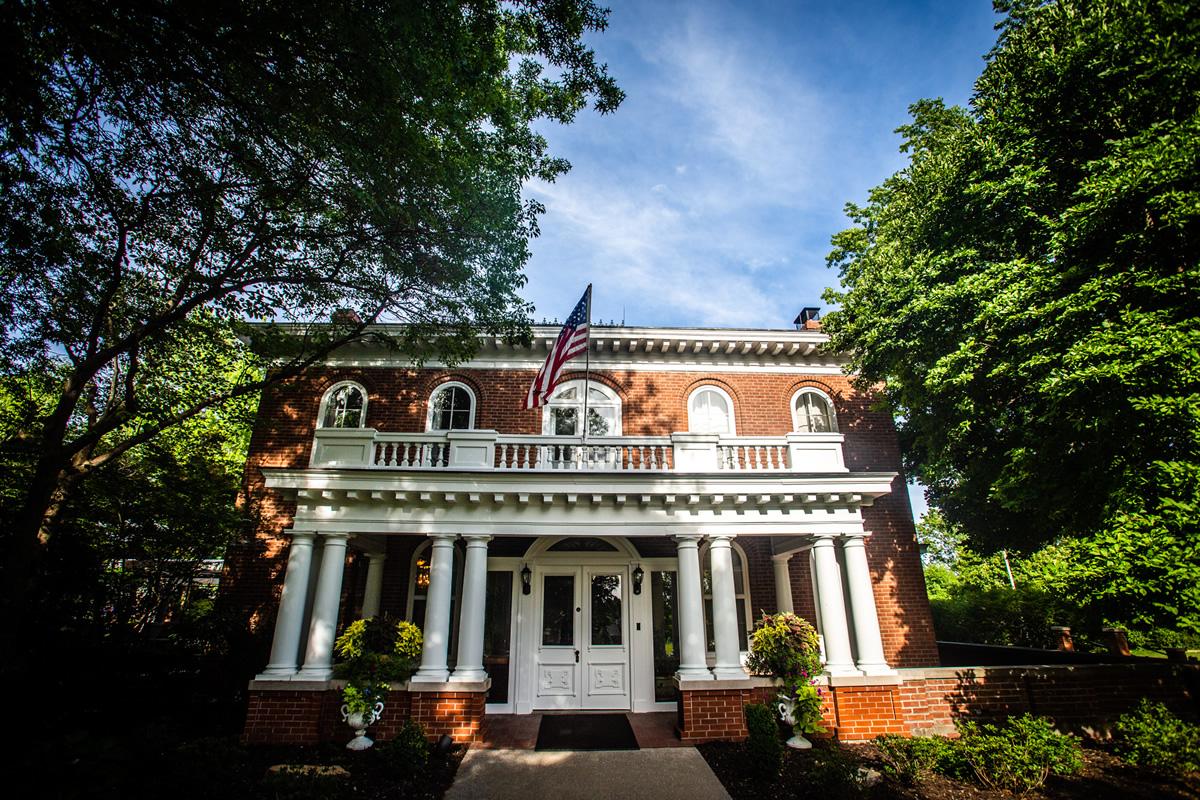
[687,385,736,435]
[790,387,838,433]
[540,379,622,437]
[698,539,754,654]
[317,380,368,429]
[425,381,477,431]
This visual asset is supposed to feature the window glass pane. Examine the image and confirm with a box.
[484,571,513,704]
[587,408,611,436]
[590,574,622,645]
[651,571,679,702]
[324,386,364,428]
[587,387,608,402]
[548,537,618,552]
[552,407,578,436]
[692,389,730,433]
[431,386,473,430]
[556,387,578,401]
[731,548,745,594]
[542,574,575,646]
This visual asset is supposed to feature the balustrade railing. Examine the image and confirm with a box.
[310,429,846,474]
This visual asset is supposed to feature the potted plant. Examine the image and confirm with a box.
[333,615,423,750]
[746,612,826,749]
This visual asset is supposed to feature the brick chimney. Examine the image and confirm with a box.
[794,307,821,330]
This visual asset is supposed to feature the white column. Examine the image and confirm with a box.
[260,531,316,678]
[674,535,713,680]
[709,535,748,679]
[842,534,896,675]
[773,554,794,615]
[811,534,859,675]
[450,535,491,683]
[411,534,457,683]
[297,532,351,680]
[361,552,386,619]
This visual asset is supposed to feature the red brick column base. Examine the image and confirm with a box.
[408,687,487,743]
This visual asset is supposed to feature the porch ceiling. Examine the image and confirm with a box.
[263,467,897,537]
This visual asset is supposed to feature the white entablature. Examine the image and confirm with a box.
[263,467,897,537]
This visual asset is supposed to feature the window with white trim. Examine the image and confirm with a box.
[319,381,367,428]
[792,388,837,433]
[427,382,476,431]
[700,541,752,651]
[541,380,621,437]
[688,386,735,434]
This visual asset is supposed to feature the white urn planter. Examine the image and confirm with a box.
[341,701,385,750]
[776,694,813,750]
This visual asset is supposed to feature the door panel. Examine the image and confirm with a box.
[534,570,581,709]
[582,568,630,709]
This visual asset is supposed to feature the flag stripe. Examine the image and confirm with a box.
[524,289,590,410]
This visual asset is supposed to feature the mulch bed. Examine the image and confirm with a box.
[698,739,1200,800]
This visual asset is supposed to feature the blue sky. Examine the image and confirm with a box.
[519,0,1003,520]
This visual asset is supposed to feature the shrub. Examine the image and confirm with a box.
[1114,699,1200,776]
[333,616,422,714]
[929,585,1066,648]
[380,719,430,778]
[260,767,345,800]
[874,734,958,785]
[744,703,783,781]
[956,714,1082,793]
[747,612,821,680]
[805,743,866,799]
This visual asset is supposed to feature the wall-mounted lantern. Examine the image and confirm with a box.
[632,564,644,595]
[521,563,532,595]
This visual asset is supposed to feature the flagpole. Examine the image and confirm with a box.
[581,284,592,444]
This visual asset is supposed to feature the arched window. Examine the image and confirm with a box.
[700,541,753,652]
[688,386,735,434]
[541,380,621,437]
[427,382,476,431]
[319,381,367,428]
[791,388,837,433]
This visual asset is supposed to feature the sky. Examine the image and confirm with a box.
[518,0,1003,520]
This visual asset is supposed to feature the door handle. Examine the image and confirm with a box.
[574,649,580,663]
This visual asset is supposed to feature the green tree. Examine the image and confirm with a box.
[824,0,1200,634]
[0,0,622,613]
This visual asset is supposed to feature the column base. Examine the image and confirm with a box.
[675,667,715,681]
[856,663,898,677]
[294,666,334,681]
[823,663,863,677]
[712,666,749,680]
[257,665,300,680]
[448,668,488,683]
[410,668,452,684]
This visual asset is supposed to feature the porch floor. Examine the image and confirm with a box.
[477,712,687,749]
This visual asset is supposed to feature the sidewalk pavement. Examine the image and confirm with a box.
[444,747,732,800]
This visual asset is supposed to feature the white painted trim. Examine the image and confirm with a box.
[688,385,736,435]
[541,379,622,436]
[791,387,839,433]
[425,381,477,432]
[317,380,369,429]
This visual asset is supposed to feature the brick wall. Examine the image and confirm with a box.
[219,364,939,672]
[242,685,485,745]
[678,663,1200,743]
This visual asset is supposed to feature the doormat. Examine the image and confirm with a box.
[534,713,639,751]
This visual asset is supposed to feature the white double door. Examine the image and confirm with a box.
[534,565,631,710]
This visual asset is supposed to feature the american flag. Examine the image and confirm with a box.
[525,285,591,409]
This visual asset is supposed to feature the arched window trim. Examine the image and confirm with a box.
[540,379,622,437]
[687,385,737,435]
[698,539,754,653]
[425,380,478,431]
[317,380,368,429]
[790,387,839,433]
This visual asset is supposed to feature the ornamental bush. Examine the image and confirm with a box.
[333,616,422,714]
[956,714,1082,794]
[747,612,822,680]
[873,734,960,785]
[380,719,430,778]
[1114,699,1200,776]
[744,703,783,781]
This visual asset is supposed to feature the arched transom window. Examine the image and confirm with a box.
[427,382,476,431]
[792,388,837,433]
[541,380,621,437]
[688,386,735,434]
[319,381,367,428]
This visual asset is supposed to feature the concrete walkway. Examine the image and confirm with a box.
[445,748,732,800]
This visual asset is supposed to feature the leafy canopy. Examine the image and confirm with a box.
[824,0,1200,631]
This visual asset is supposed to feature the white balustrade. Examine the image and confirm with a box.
[311,429,843,474]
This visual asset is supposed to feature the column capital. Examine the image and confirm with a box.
[707,533,737,544]
[840,532,869,546]
[318,531,351,543]
[366,551,387,562]
[427,533,457,544]
[672,533,705,546]
[811,533,838,547]
[289,530,317,544]
[462,534,493,545]
[771,551,794,563]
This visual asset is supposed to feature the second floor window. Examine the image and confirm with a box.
[793,389,837,433]
[428,382,476,430]
[542,380,621,437]
[688,386,735,434]
[319,382,367,428]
